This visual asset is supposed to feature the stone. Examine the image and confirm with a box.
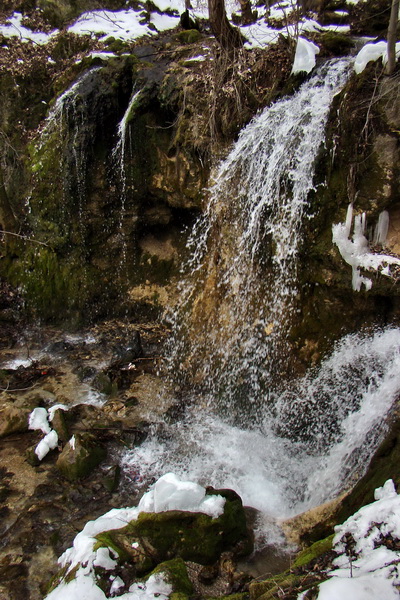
[55,433,106,481]
[112,330,143,364]
[96,488,253,571]
[50,408,69,443]
[0,403,30,438]
[146,558,193,596]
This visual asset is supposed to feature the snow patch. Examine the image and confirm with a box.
[0,12,58,44]
[48,404,68,421]
[354,40,400,74]
[29,407,51,434]
[35,430,58,460]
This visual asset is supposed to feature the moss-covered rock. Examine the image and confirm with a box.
[146,558,193,595]
[56,433,106,481]
[95,488,253,572]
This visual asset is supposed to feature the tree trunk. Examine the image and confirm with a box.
[239,0,253,25]
[386,0,399,75]
[208,0,243,50]
[0,166,17,233]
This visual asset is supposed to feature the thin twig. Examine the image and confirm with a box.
[0,231,49,246]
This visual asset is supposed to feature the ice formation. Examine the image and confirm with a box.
[332,204,400,291]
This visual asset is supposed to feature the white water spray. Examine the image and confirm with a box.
[123,327,400,519]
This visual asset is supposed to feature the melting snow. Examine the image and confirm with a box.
[0,12,57,44]
[29,407,51,434]
[292,37,320,74]
[300,480,400,600]
[35,429,58,460]
[355,40,400,74]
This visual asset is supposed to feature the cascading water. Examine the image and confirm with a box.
[166,58,351,412]
[122,58,400,528]
[112,89,141,276]
[39,67,102,247]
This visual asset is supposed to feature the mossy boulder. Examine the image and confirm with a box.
[146,558,193,596]
[50,408,70,443]
[95,488,253,572]
[56,433,106,481]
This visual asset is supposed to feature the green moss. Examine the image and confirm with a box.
[147,558,193,595]
[56,434,107,481]
[47,565,78,594]
[94,532,130,561]
[319,32,354,55]
[293,535,334,568]
[174,30,202,44]
[7,246,99,325]
[105,490,252,567]
[249,572,300,600]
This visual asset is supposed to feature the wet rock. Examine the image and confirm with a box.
[46,341,74,354]
[50,408,70,443]
[102,465,121,493]
[56,433,106,481]
[92,370,117,395]
[112,330,143,364]
[147,558,193,595]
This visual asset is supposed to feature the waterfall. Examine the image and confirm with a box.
[122,58,400,524]
[166,58,350,411]
[112,89,141,274]
[37,67,102,246]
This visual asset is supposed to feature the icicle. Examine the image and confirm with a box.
[373,210,390,246]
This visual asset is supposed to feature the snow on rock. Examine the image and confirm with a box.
[354,40,400,74]
[332,203,400,291]
[0,12,58,44]
[35,429,58,460]
[29,407,51,434]
[93,547,118,570]
[291,37,320,74]
[44,473,225,599]
[303,479,400,600]
[48,404,68,421]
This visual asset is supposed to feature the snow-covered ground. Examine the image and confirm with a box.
[300,479,400,600]
[0,0,383,76]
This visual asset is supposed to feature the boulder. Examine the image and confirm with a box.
[55,433,106,481]
[95,488,253,571]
